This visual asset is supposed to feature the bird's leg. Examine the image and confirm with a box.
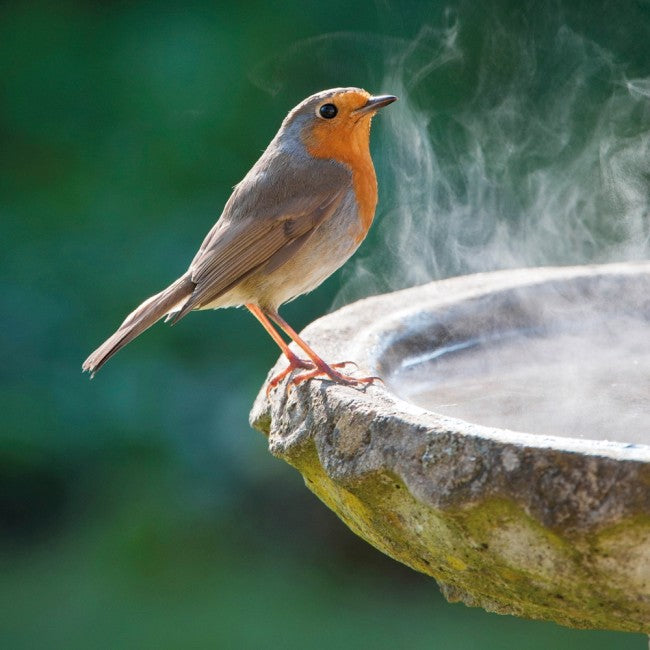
[245,304,314,393]
[265,308,379,389]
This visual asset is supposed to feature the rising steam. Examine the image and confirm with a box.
[336,17,650,305]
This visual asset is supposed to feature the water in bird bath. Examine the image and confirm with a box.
[388,314,650,444]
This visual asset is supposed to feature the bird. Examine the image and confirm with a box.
[83,87,397,391]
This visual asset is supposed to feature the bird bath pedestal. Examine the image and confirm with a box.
[250,262,650,633]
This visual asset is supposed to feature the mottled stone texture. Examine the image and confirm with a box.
[250,263,650,633]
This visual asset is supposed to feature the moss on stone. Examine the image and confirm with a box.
[286,439,650,632]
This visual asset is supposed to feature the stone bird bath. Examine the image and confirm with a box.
[250,262,650,633]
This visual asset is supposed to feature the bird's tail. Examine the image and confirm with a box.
[82,275,195,377]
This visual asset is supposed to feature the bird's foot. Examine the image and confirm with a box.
[267,358,313,396]
[266,359,364,395]
[288,359,381,390]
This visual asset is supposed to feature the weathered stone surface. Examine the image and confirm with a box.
[250,262,650,633]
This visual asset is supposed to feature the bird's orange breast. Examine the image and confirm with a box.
[303,117,378,244]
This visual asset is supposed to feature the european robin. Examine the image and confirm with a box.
[83,87,397,390]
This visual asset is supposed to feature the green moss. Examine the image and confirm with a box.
[287,441,650,633]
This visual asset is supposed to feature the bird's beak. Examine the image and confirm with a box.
[354,94,398,115]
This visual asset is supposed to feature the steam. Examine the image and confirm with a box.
[365,17,650,441]
[336,19,650,305]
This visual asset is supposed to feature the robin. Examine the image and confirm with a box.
[83,87,397,391]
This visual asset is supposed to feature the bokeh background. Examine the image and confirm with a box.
[2,1,649,648]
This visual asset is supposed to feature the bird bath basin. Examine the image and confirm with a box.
[250,262,650,633]
[389,292,650,444]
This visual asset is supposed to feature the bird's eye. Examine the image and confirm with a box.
[319,103,338,119]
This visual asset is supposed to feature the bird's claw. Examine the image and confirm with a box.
[266,357,380,396]
[291,370,379,389]
[266,358,314,396]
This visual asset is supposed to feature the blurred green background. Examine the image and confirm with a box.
[2,1,648,648]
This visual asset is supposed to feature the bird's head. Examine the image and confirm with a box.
[278,87,397,165]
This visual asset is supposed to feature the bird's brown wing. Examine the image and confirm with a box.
[169,187,346,321]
